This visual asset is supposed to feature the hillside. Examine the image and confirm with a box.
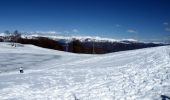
[0,42,170,100]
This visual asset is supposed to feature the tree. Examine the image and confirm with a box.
[4,30,10,36]
[12,30,21,42]
[4,30,11,42]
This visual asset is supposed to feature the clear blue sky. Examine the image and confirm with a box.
[0,0,170,41]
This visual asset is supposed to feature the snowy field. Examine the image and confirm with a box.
[0,42,170,100]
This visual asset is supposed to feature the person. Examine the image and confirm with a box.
[19,67,24,73]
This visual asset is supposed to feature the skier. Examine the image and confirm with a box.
[19,67,24,73]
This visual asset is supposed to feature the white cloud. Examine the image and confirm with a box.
[35,31,60,34]
[165,28,170,32]
[72,29,79,33]
[48,31,58,34]
[163,22,169,25]
[127,29,137,33]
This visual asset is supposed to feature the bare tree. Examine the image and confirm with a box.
[12,30,21,42]
[4,30,10,35]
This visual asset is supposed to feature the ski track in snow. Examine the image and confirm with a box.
[0,42,170,100]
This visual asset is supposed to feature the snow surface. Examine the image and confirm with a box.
[0,42,170,100]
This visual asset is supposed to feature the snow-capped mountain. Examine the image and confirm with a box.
[0,33,166,54]
[21,34,139,43]
[0,42,170,100]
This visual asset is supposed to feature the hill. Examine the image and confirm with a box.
[0,42,170,100]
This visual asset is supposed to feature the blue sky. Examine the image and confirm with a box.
[0,0,170,41]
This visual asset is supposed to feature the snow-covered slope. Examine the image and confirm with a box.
[0,42,170,100]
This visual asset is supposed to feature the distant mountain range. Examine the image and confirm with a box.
[0,33,168,54]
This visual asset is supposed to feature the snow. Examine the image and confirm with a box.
[0,33,7,37]
[21,34,139,43]
[0,42,170,100]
